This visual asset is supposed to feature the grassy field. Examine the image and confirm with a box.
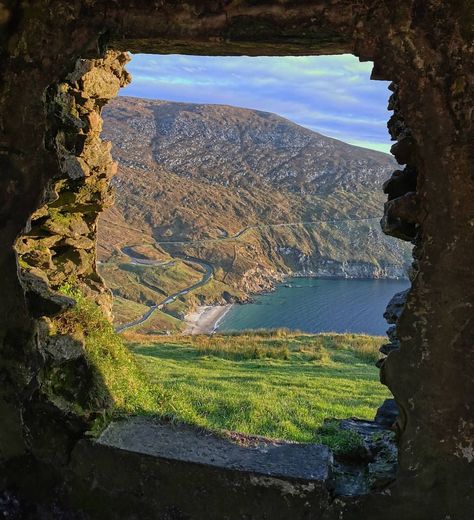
[112,296,149,325]
[125,330,389,443]
[51,288,389,450]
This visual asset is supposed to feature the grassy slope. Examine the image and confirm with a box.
[112,296,149,325]
[99,256,209,331]
[125,331,390,443]
[52,288,389,450]
[112,296,185,333]
[99,249,246,332]
[130,308,185,334]
[55,285,157,419]
[99,258,203,303]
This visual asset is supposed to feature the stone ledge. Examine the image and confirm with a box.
[97,417,331,482]
[64,418,333,519]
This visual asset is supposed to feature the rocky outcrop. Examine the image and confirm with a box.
[329,418,398,496]
[374,399,399,429]
[15,51,132,317]
[380,84,421,244]
[239,266,284,295]
[20,268,75,318]
[291,259,407,280]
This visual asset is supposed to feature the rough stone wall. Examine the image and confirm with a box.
[0,41,132,487]
[0,1,473,519]
[15,50,131,314]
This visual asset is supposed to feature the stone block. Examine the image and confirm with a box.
[64,417,332,519]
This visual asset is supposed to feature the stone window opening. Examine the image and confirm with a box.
[11,47,417,510]
[4,4,470,518]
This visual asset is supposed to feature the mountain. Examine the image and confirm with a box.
[97,96,411,329]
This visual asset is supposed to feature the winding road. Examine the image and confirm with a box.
[115,250,213,333]
[115,215,383,332]
[152,215,383,247]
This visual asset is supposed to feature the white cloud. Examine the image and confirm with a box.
[121,54,393,154]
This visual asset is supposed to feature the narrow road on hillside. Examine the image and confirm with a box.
[115,215,383,332]
[115,250,213,333]
[152,215,383,246]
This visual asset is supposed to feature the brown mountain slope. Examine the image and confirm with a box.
[103,96,394,195]
[97,97,411,328]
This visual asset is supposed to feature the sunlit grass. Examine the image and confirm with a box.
[49,286,389,447]
[112,296,149,325]
[126,330,389,443]
[55,285,157,419]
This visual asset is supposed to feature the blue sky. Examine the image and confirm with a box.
[121,54,393,153]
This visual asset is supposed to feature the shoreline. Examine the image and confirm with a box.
[241,272,410,298]
[182,275,408,336]
[184,304,233,335]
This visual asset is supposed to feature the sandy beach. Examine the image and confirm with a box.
[184,304,233,335]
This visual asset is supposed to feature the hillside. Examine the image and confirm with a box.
[98,96,411,331]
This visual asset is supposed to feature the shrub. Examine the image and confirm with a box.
[55,284,157,418]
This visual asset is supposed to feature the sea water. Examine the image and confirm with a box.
[218,278,409,336]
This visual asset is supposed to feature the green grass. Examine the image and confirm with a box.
[126,331,389,443]
[128,308,185,335]
[47,292,389,450]
[112,296,149,326]
[98,258,202,308]
[54,285,158,420]
[135,260,202,296]
[162,297,189,319]
[185,278,246,307]
[99,255,246,333]
[47,286,389,448]
[316,419,366,456]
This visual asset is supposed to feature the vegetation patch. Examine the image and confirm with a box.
[47,287,388,449]
[112,296,149,326]
[315,420,365,457]
[54,284,158,419]
[124,330,389,443]
[126,307,185,335]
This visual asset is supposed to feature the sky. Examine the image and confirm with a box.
[121,54,393,154]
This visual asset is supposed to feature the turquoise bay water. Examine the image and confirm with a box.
[218,278,410,336]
